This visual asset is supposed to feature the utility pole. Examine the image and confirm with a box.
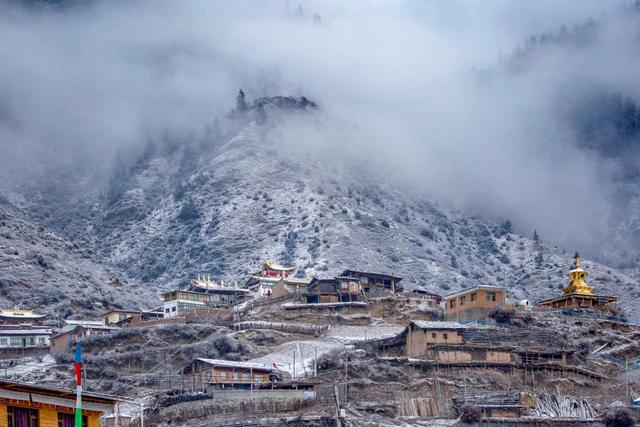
[314,348,318,378]
[293,351,296,379]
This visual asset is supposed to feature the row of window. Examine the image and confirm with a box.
[448,291,497,309]
[205,371,264,382]
[0,336,48,347]
[7,406,87,427]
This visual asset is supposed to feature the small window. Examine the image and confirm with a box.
[486,292,496,302]
[9,406,38,427]
[449,300,456,308]
[171,307,176,312]
[431,333,436,338]
[38,337,45,345]
[233,373,239,379]
[443,333,448,340]
[207,372,212,379]
[255,375,264,382]
[57,413,87,427]
[242,373,250,380]
[165,308,170,313]
[470,293,477,302]
[219,372,226,379]
[0,338,7,346]
[460,296,466,306]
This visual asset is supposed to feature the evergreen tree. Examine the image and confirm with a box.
[500,219,513,234]
[533,229,539,243]
[236,89,247,113]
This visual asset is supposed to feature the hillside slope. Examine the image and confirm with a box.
[0,197,156,318]
[71,102,639,319]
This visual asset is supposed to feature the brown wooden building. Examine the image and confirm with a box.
[302,277,364,304]
[183,358,287,391]
[51,321,117,355]
[339,270,402,297]
[405,321,468,358]
[0,379,119,427]
[444,285,506,322]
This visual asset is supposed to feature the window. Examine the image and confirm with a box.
[449,300,456,309]
[27,337,36,346]
[171,307,176,312]
[38,337,46,345]
[470,293,477,302]
[219,372,226,379]
[242,373,251,380]
[0,338,7,346]
[8,406,38,427]
[486,292,496,302]
[57,413,87,427]
[255,375,264,382]
[233,373,239,380]
[443,333,448,340]
[165,308,170,313]
[10,337,22,346]
[431,333,436,339]
[207,372,212,379]
[460,296,466,306]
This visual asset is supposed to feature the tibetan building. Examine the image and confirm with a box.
[245,261,312,298]
[162,276,250,318]
[182,358,288,391]
[0,309,51,358]
[302,276,364,304]
[538,252,619,310]
[444,285,506,322]
[339,270,403,297]
[51,320,117,355]
[0,379,119,427]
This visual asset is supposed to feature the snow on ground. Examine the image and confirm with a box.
[250,325,404,378]
[326,325,404,343]
[1,355,56,378]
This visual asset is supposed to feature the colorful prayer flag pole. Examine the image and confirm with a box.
[74,341,83,427]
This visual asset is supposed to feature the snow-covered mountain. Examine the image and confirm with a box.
[3,97,636,319]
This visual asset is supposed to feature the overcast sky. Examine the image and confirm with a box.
[0,0,637,258]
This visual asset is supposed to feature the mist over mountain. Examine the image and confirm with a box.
[1,1,640,316]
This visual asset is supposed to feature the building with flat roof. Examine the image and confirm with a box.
[162,276,250,318]
[444,285,506,322]
[182,358,288,391]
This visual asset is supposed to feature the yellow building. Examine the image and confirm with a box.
[444,285,506,322]
[538,252,619,310]
[0,379,120,427]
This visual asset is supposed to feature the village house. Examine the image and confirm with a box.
[245,261,311,298]
[444,285,506,322]
[162,276,250,318]
[0,309,51,358]
[406,321,574,366]
[405,321,468,358]
[101,310,145,326]
[340,270,402,297]
[0,310,45,327]
[538,252,619,311]
[182,358,288,391]
[0,379,120,427]
[409,288,443,306]
[302,276,364,304]
[50,320,117,354]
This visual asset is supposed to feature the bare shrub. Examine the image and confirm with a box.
[460,404,482,423]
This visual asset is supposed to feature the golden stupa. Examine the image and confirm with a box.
[561,252,594,296]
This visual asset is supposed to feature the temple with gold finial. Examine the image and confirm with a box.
[538,252,619,310]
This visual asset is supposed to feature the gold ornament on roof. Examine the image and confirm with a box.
[562,252,594,296]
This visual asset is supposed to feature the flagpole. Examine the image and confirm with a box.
[74,341,83,427]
